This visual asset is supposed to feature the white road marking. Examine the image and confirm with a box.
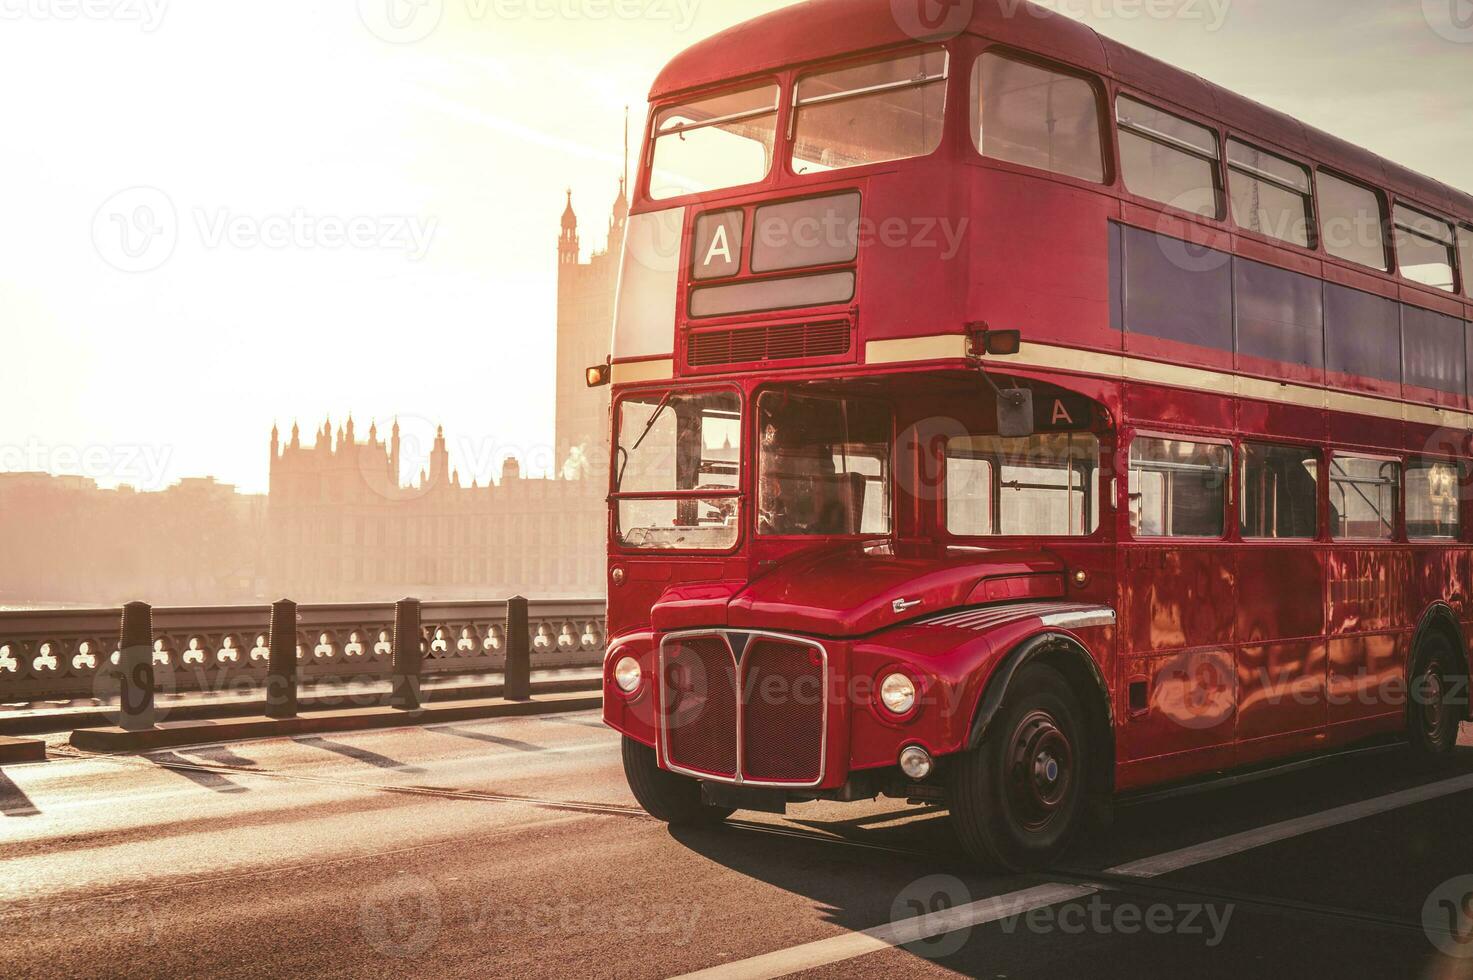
[1106,770,1473,878]
[672,883,1099,980]
[676,770,1473,979]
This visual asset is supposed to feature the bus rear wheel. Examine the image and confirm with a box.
[948,664,1088,872]
[621,736,733,827]
[1408,634,1463,762]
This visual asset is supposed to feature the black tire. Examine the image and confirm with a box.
[1408,633,1463,763]
[621,736,733,827]
[948,664,1089,872]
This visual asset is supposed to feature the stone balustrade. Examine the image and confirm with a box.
[0,598,608,702]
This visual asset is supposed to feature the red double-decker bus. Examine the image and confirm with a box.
[595,0,1473,870]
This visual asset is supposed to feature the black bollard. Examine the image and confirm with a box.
[118,601,156,731]
[390,597,423,710]
[504,595,530,701]
[265,599,299,719]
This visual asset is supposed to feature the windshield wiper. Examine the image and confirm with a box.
[616,390,673,488]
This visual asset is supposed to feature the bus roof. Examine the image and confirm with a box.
[651,0,1473,222]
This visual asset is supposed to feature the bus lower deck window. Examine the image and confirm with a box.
[1129,437,1230,538]
[1407,460,1461,540]
[945,433,1100,537]
[1329,455,1400,540]
[1241,443,1319,539]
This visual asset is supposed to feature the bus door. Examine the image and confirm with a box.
[1235,442,1328,759]
[1120,434,1238,776]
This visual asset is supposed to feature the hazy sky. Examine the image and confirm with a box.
[2,0,1470,495]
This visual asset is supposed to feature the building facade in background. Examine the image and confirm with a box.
[555,180,625,480]
[264,183,627,602]
[0,473,265,607]
[1,183,624,608]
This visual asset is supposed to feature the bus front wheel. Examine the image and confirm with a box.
[948,664,1088,872]
[621,736,733,827]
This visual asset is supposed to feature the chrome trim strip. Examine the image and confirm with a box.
[921,602,1116,633]
[658,628,829,790]
[657,104,779,138]
[1039,609,1118,630]
[795,71,948,109]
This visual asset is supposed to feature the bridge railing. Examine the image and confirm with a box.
[0,597,608,702]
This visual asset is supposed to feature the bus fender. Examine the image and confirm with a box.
[965,631,1113,751]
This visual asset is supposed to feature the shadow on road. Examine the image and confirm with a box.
[428,725,545,753]
[296,736,426,774]
[149,751,249,795]
[0,768,40,816]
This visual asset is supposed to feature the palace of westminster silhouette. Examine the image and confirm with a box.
[0,182,626,606]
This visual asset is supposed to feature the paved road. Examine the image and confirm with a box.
[3,716,1473,978]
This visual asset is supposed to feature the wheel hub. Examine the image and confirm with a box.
[1421,668,1447,742]
[1008,710,1073,832]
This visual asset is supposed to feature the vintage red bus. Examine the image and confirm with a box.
[595,0,1473,870]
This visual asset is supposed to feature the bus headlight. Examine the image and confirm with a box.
[879,672,917,715]
[613,656,642,694]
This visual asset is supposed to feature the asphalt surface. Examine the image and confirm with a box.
[3,716,1473,979]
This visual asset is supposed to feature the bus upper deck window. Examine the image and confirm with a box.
[1394,204,1458,292]
[650,85,780,201]
[1227,139,1314,249]
[1116,95,1221,219]
[1318,172,1389,271]
[973,52,1105,184]
[791,48,948,175]
[1460,226,1473,298]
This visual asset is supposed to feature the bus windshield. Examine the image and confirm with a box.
[757,391,892,536]
[615,390,742,550]
[650,85,780,201]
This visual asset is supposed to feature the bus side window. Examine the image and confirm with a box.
[1241,442,1319,540]
[1407,460,1461,540]
[1129,437,1230,539]
[973,52,1105,184]
[1329,455,1400,540]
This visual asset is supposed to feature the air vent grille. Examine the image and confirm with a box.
[687,320,851,368]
